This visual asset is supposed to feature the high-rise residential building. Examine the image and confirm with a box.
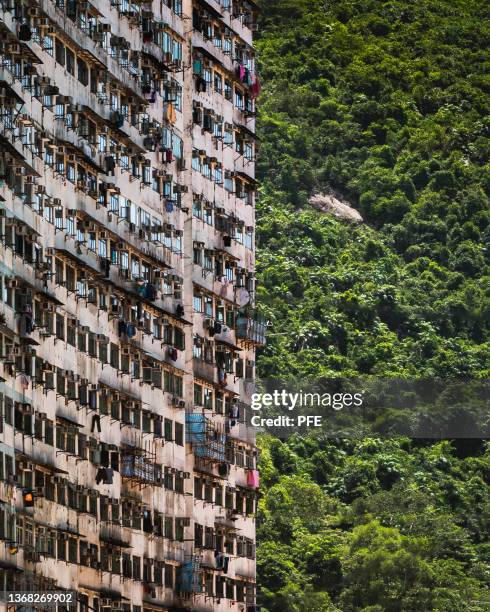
[0,0,263,609]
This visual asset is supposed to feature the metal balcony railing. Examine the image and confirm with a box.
[235,316,266,346]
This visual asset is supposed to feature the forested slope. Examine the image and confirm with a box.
[254,1,490,610]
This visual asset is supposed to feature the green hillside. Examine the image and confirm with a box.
[254,1,490,609]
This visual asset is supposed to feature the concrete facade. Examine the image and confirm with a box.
[0,0,262,609]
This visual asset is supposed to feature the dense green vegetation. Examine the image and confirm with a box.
[254,0,490,609]
[257,436,489,611]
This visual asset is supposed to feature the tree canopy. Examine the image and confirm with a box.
[254,0,490,609]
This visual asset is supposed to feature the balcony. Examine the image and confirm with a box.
[185,414,226,462]
[192,358,216,384]
[99,524,131,549]
[236,315,266,347]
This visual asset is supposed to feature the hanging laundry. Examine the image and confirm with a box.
[245,68,253,87]
[246,469,259,489]
[95,467,114,484]
[126,324,136,339]
[91,414,101,433]
[19,373,30,391]
[168,347,178,361]
[165,148,173,163]
[165,103,177,125]
[218,369,227,385]
[251,75,261,99]
[165,200,174,213]
[104,156,116,175]
[18,23,32,41]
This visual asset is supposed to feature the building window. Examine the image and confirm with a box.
[235,88,244,109]
[214,72,223,94]
[224,79,232,100]
[77,58,89,86]
[193,294,203,312]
